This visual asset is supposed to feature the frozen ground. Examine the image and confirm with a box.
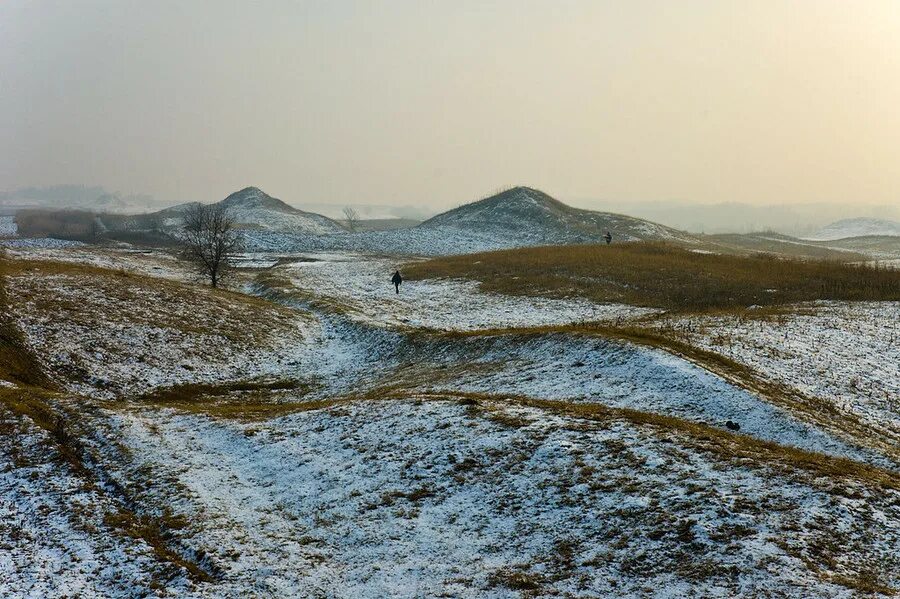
[100,398,900,598]
[0,216,16,237]
[239,223,637,256]
[804,217,900,241]
[0,237,84,249]
[428,334,887,466]
[0,401,187,598]
[655,303,900,445]
[2,245,192,281]
[4,264,319,398]
[277,253,655,331]
[2,247,899,597]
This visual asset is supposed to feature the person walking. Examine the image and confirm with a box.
[604,231,612,245]
[391,269,403,294]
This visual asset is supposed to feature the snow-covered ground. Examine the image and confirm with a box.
[654,302,900,445]
[804,217,900,241]
[276,253,655,331]
[0,237,84,249]
[3,247,899,597]
[2,245,191,281]
[0,403,187,598]
[429,334,886,466]
[0,216,16,237]
[5,266,320,398]
[101,398,900,598]
[238,226,573,256]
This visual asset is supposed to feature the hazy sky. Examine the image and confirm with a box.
[3,1,900,210]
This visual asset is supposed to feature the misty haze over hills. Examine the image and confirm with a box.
[571,198,900,236]
[3,183,899,237]
[0,185,166,214]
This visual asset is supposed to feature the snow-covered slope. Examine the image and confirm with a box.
[236,187,692,255]
[218,187,344,234]
[156,187,345,235]
[419,186,687,244]
[805,217,900,241]
[3,247,899,596]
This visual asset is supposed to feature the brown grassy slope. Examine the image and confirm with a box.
[0,253,54,387]
[5,258,306,345]
[404,242,900,310]
[701,233,871,260]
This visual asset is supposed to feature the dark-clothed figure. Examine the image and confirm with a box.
[391,270,403,294]
[604,231,612,245]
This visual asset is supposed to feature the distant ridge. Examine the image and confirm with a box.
[804,217,900,241]
[0,185,162,214]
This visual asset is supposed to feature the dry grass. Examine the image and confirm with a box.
[5,257,306,345]
[703,233,872,260]
[137,378,306,403]
[0,387,217,582]
[0,254,55,387]
[133,378,337,420]
[404,242,899,310]
[103,510,216,583]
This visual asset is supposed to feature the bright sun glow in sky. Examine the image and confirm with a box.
[3,1,900,209]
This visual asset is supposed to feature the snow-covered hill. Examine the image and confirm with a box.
[419,186,686,244]
[804,217,900,241]
[217,187,345,234]
[237,186,691,254]
[156,187,345,235]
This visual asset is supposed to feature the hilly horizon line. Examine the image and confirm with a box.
[7,182,900,213]
[160,184,687,229]
[4,183,899,237]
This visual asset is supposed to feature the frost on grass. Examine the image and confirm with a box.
[276,253,654,331]
[0,404,184,598]
[109,399,900,598]
[4,247,899,597]
[427,334,884,466]
[3,245,195,282]
[655,302,900,444]
[5,264,319,398]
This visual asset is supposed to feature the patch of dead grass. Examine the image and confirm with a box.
[5,257,307,345]
[132,378,337,420]
[405,242,899,311]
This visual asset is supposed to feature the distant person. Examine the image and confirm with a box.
[391,270,403,294]
[604,231,612,245]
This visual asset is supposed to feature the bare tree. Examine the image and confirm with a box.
[181,203,240,288]
[342,206,361,233]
